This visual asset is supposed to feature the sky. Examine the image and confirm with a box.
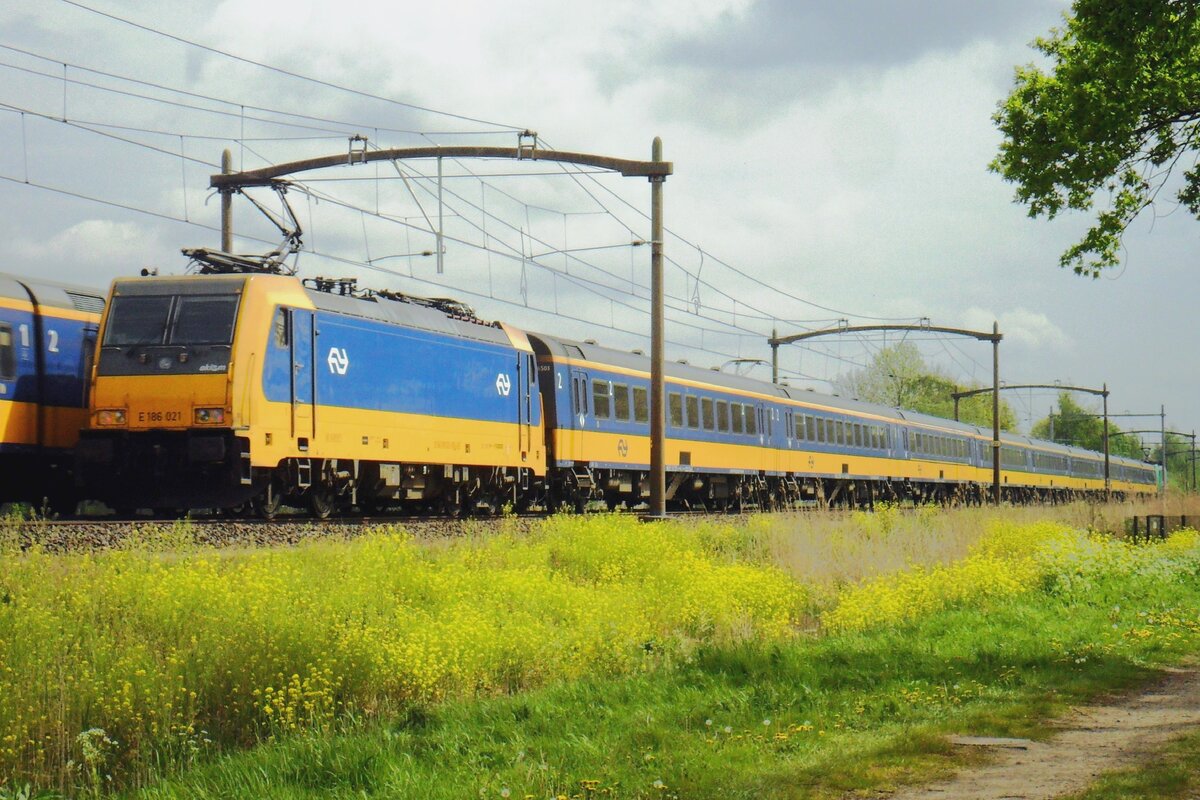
[0,0,1195,446]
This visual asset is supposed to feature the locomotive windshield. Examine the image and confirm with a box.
[105,294,239,346]
[98,289,242,377]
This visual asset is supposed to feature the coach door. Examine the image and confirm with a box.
[80,323,98,406]
[516,352,536,462]
[288,309,316,448]
[568,368,589,462]
[782,408,794,471]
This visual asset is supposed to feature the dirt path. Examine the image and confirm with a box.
[888,666,1200,800]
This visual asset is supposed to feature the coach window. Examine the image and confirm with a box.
[795,415,805,441]
[592,380,612,419]
[744,405,758,435]
[669,392,684,428]
[685,396,700,429]
[613,383,630,421]
[0,324,13,380]
[632,386,649,423]
[731,404,744,434]
[716,399,730,432]
[701,397,715,430]
[854,424,863,448]
[807,417,817,442]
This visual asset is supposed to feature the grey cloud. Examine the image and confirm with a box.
[660,0,1063,72]
[593,0,1065,130]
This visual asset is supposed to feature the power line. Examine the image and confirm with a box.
[542,146,918,323]
[58,0,528,131]
[1,22,985,390]
[0,102,220,168]
[1,35,906,335]
[0,43,515,141]
[0,169,766,367]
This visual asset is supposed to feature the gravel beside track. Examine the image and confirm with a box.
[1,515,546,553]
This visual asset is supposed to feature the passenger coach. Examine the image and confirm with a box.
[530,335,1157,510]
[0,272,104,509]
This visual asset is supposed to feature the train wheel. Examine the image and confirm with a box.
[309,489,336,520]
[253,485,282,521]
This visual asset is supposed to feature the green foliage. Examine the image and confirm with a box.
[1030,392,1147,458]
[992,0,1200,276]
[836,343,1017,429]
[1147,431,1198,491]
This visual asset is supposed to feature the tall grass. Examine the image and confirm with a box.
[0,516,799,792]
[1,506,1198,796]
[126,525,1200,800]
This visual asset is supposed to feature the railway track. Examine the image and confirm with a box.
[1,508,761,553]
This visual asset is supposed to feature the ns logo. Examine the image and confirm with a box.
[327,347,350,375]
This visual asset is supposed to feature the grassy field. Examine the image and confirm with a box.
[1,503,1198,798]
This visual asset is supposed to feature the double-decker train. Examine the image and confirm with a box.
[0,273,105,510]
[73,272,1157,516]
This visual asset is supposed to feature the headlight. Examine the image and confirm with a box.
[96,409,127,426]
[194,407,226,424]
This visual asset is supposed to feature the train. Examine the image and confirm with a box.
[70,271,1157,516]
[0,273,105,510]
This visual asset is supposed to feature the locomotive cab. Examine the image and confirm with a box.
[76,274,286,509]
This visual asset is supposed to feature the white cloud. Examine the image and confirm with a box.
[960,306,1071,351]
[10,220,167,287]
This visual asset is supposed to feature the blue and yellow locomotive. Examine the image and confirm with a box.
[77,274,542,516]
[77,272,1157,515]
[0,273,104,509]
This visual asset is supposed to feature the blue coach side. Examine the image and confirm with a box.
[0,273,104,508]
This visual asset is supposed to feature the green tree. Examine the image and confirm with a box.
[991,0,1200,276]
[1030,392,1147,458]
[835,343,1017,430]
[1148,432,1198,491]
